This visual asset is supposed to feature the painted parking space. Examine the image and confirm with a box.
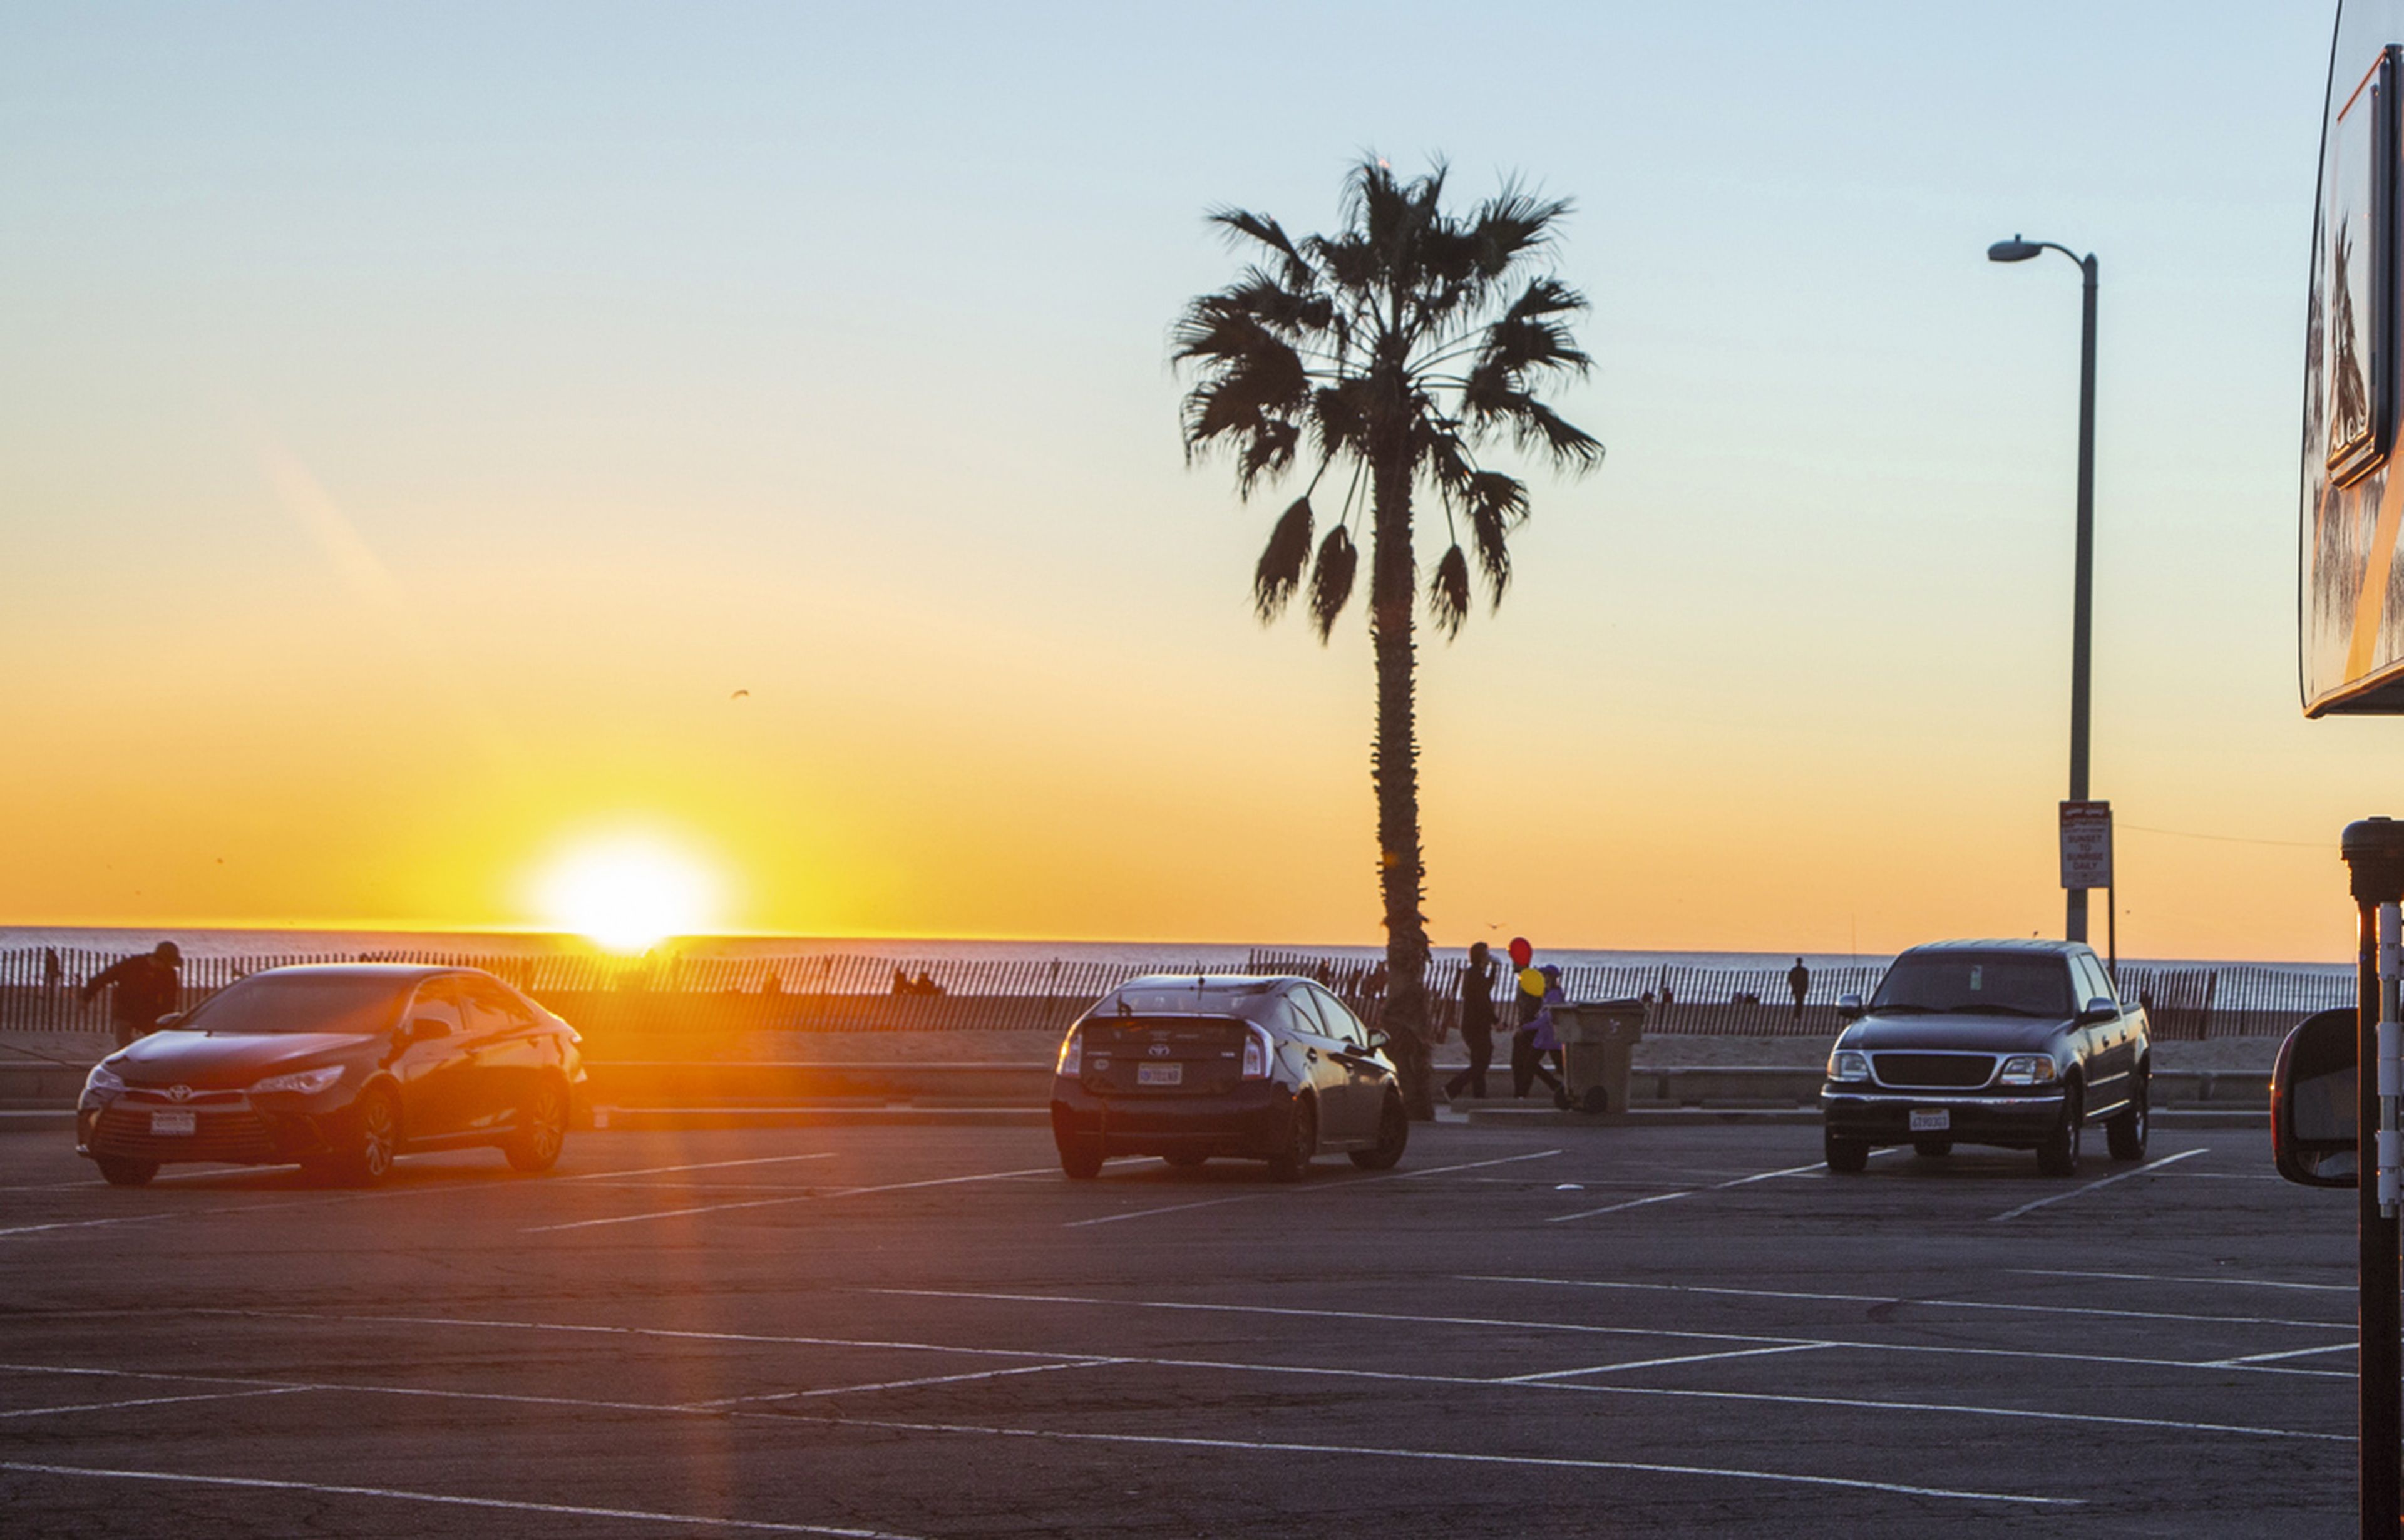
[0,1119,2358,1537]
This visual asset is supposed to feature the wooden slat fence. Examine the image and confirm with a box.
[0,946,2360,1041]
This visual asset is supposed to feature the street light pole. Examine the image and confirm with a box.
[1990,234,2100,943]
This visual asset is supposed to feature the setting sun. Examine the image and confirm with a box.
[532,834,719,953]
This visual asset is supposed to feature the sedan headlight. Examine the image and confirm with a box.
[83,1064,125,1099]
[1826,1050,1870,1083]
[251,1065,346,1097]
[1998,1054,2058,1087]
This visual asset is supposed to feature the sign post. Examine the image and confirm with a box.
[2059,801,2115,981]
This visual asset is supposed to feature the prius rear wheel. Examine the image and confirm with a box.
[1350,1093,1409,1170]
[1266,1099,1317,1183]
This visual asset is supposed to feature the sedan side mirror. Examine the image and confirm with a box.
[2273,1007,2358,1188]
[404,1017,452,1043]
[1836,993,1864,1022]
[152,1012,186,1030]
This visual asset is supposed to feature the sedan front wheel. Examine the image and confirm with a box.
[504,1078,570,1173]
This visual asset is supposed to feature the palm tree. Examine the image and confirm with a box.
[1173,157,1602,1117]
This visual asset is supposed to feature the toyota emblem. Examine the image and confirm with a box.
[166,1084,193,1103]
[1148,1044,1171,1057]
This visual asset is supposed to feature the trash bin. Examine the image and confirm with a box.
[1551,998,1644,1115]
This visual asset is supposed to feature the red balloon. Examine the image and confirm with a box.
[1507,936,1533,968]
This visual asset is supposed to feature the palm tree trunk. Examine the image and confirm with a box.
[1368,451,1435,1120]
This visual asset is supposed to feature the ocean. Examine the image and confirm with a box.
[0,925,2355,982]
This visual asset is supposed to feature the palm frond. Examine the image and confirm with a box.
[1252,496,1314,622]
[1308,525,1358,641]
[1427,544,1472,639]
[1210,208,1314,289]
[1463,471,1526,605]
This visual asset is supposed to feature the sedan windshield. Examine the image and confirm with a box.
[1871,955,2073,1018]
[178,975,413,1036]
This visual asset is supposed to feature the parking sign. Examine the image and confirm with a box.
[2060,801,2113,890]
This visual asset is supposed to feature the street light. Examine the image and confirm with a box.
[1989,232,2100,944]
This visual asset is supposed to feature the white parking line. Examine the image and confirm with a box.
[525,1164,1060,1233]
[1547,1154,1901,1223]
[0,1333,2345,1447]
[0,1461,923,1538]
[691,1359,1132,1407]
[1465,1275,2353,1332]
[2200,1342,2359,1368]
[1065,1149,1563,1229]
[0,1386,307,1420]
[1990,1149,2206,1221]
[2011,1268,2351,1295]
[870,1287,2354,1380]
[1495,1343,1838,1382]
[783,1413,2078,1507]
[557,1152,839,1183]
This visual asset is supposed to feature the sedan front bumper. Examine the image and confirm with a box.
[1821,1086,2067,1148]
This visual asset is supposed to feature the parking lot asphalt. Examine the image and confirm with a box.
[0,1118,2361,1537]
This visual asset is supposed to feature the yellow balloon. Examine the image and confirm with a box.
[1518,967,1547,995]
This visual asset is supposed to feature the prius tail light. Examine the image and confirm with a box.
[1057,1029,1083,1077]
[1241,1026,1271,1079]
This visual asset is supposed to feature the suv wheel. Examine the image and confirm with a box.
[2036,1084,2084,1178]
[2107,1070,2149,1163]
[1823,1126,1868,1173]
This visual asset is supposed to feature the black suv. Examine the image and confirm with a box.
[1049,973,1407,1180]
[1820,939,2149,1176]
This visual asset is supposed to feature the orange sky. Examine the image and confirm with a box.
[0,6,2383,963]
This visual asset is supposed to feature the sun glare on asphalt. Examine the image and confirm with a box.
[534,834,717,953]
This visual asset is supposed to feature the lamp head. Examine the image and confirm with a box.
[1988,235,2042,263]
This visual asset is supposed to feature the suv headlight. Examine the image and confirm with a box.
[1826,1050,1870,1083]
[83,1064,125,1099]
[1998,1054,2058,1087]
[251,1065,346,1097]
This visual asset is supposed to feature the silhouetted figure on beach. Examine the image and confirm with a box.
[912,971,944,998]
[1444,942,1497,1101]
[1789,958,1810,1021]
[82,942,183,1049]
[892,967,911,997]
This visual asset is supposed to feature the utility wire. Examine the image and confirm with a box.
[2118,823,2327,851]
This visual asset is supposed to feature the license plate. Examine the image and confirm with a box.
[150,1109,197,1136]
[1137,1064,1184,1086]
[1909,1109,1950,1132]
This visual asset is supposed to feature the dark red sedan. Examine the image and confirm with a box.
[76,963,585,1187]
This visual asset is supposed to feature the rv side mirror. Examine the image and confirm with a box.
[1836,993,1864,1022]
[2273,1007,2358,1188]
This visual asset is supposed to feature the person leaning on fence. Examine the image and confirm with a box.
[1444,942,1497,1102]
[1788,958,1810,1021]
[81,941,183,1049]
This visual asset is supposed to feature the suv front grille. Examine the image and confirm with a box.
[1871,1053,1997,1090]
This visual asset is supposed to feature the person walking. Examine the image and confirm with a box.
[1444,942,1497,1101]
[1511,961,1568,1104]
[1788,957,1811,1022]
[81,941,184,1049]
